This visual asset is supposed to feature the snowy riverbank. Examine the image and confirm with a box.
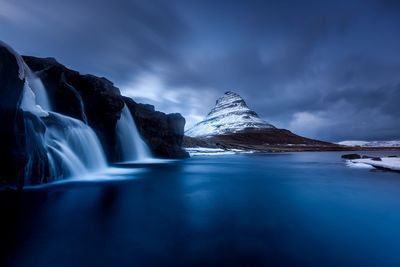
[185,147,254,156]
[350,157,400,171]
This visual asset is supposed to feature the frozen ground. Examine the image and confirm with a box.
[185,147,254,156]
[349,157,400,171]
[338,140,400,147]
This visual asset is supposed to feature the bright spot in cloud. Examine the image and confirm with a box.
[0,2,27,22]
[288,111,328,138]
[120,72,219,130]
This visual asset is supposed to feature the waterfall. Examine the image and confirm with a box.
[26,70,52,111]
[17,56,107,183]
[43,112,107,178]
[20,80,49,117]
[61,73,88,124]
[116,104,152,162]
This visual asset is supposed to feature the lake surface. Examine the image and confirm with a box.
[2,152,400,267]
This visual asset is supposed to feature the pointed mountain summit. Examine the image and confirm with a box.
[184,91,341,152]
[186,91,275,137]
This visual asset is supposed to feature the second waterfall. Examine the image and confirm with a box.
[116,104,152,162]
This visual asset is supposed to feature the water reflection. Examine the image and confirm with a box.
[2,152,400,267]
[99,186,119,217]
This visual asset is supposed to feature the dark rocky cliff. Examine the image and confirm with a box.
[0,44,52,187]
[0,44,27,186]
[22,56,124,161]
[123,97,188,159]
[0,42,188,188]
[22,56,188,160]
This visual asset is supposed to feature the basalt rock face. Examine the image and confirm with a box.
[123,97,189,159]
[0,44,52,187]
[22,56,188,160]
[0,43,27,186]
[22,56,124,161]
[1,42,188,188]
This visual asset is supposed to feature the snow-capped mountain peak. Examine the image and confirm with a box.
[186,91,275,137]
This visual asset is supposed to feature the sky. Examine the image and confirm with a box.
[1,0,400,141]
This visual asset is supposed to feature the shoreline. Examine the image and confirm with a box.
[185,146,400,155]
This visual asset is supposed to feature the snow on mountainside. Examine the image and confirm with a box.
[186,91,275,137]
[338,140,400,147]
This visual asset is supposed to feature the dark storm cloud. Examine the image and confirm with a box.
[1,0,399,141]
[0,0,186,81]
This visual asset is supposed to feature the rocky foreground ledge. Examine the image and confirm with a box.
[342,154,400,172]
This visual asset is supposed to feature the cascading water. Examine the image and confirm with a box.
[61,73,88,124]
[16,53,107,183]
[43,112,107,178]
[26,70,52,111]
[116,104,152,162]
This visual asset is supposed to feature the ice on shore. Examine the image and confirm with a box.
[185,147,254,156]
[346,161,375,169]
[350,157,400,171]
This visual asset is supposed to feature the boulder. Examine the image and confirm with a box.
[361,155,382,161]
[341,154,362,160]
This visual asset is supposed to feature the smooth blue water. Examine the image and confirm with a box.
[1,152,400,267]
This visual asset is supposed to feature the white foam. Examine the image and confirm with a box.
[23,167,146,189]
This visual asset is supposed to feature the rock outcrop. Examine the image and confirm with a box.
[23,56,124,161]
[0,42,188,188]
[22,56,188,161]
[341,154,362,160]
[0,43,27,187]
[124,97,188,159]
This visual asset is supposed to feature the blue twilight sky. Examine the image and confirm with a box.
[1,0,400,141]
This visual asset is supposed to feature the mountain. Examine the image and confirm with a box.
[338,140,400,147]
[184,91,341,152]
[186,91,275,137]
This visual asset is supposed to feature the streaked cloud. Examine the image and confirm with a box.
[1,0,400,141]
